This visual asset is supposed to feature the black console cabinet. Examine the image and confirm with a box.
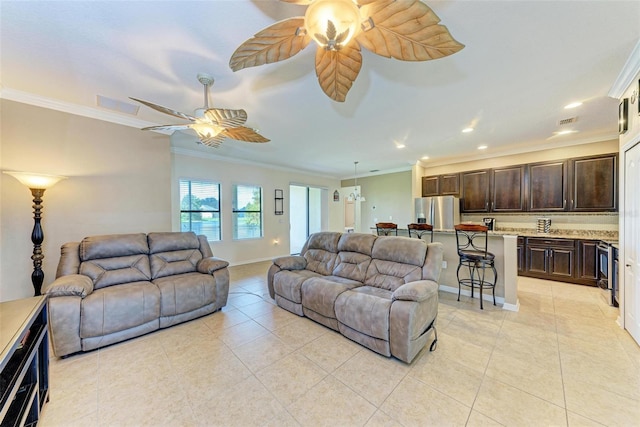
[0,297,49,427]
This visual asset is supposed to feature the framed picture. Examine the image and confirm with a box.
[274,189,284,215]
[619,98,628,134]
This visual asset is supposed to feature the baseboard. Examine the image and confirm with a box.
[228,256,274,267]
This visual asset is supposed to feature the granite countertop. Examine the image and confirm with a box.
[432,228,618,241]
[494,227,618,241]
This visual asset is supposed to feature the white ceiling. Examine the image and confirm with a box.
[1,1,639,179]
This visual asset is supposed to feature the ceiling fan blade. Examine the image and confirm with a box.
[222,126,270,143]
[141,124,193,132]
[199,134,227,148]
[204,108,248,128]
[130,97,196,121]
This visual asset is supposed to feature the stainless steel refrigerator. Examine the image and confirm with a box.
[414,196,460,230]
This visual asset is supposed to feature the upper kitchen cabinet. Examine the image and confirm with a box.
[492,165,525,212]
[421,174,460,197]
[528,160,568,211]
[461,169,491,212]
[570,154,618,211]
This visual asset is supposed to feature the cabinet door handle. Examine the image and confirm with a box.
[563,199,566,209]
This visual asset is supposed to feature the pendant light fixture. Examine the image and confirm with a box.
[348,161,366,202]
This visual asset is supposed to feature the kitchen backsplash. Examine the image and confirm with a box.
[463,212,618,240]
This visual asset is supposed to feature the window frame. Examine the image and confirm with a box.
[232,184,263,240]
[179,179,222,242]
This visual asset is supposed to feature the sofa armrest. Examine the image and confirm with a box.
[44,274,94,298]
[197,257,230,274]
[392,280,438,303]
[273,255,306,270]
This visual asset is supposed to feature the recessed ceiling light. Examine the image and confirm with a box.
[396,143,406,149]
[564,102,583,109]
[421,156,430,160]
[478,145,488,150]
[462,127,474,133]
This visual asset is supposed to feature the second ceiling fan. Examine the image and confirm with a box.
[131,73,269,148]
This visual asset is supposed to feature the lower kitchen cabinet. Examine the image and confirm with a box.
[517,237,525,273]
[519,237,598,286]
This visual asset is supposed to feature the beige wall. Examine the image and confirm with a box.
[1,100,172,301]
[342,171,413,232]
[172,152,342,264]
[1,100,345,301]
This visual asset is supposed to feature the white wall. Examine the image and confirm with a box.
[171,151,342,265]
[1,100,172,301]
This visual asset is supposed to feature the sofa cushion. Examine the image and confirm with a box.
[364,259,423,292]
[301,277,361,319]
[273,270,321,303]
[80,254,152,290]
[80,281,160,338]
[335,286,393,341]
[337,233,376,256]
[302,232,341,275]
[371,236,427,266]
[332,251,372,282]
[148,232,203,279]
[80,233,149,261]
[78,233,152,290]
[153,272,216,317]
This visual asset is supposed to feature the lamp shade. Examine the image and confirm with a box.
[3,171,67,189]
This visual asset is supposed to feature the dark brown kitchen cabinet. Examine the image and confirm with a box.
[528,160,568,211]
[524,237,575,281]
[461,169,491,212]
[570,154,618,211]
[517,237,525,273]
[492,166,525,211]
[577,239,598,286]
[421,176,439,197]
[421,174,460,197]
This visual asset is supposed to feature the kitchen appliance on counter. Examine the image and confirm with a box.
[414,196,460,230]
[483,217,496,230]
[597,240,618,307]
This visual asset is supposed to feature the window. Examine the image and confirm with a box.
[180,179,221,241]
[233,184,262,239]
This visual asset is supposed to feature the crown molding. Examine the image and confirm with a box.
[170,147,339,180]
[609,40,640,99]
[0,87,171,134]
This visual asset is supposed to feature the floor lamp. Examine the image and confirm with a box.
[3,171,67,296]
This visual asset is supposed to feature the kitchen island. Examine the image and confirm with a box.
[432,230,519,311]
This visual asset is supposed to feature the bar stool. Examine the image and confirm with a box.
[407,223,434,242]
[454,224,497,309]
[376,222,398,236]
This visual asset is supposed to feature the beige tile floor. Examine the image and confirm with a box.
[40,261,640,427]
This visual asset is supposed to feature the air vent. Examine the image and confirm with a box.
[558,117,578,126]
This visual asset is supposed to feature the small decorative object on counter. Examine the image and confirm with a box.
[537,218,551,234]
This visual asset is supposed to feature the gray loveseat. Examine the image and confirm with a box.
[268,231,443,363]
[44,231,229,357]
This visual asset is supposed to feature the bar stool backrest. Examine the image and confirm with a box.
[407,223,434,242]
[375,222,398,236]
[454,224,489,257]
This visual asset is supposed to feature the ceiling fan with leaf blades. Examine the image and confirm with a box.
[230,0,464,102]
[130,73,269,148]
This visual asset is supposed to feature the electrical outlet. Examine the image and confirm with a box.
[442,261,447,269]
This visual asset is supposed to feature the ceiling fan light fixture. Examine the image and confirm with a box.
[192,122,224,139]
[304,0,362,51]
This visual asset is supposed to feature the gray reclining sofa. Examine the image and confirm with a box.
[268,231,443,363]
[44,231,229,357]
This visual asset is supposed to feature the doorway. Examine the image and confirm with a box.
[290,185,323,254]
[624,141,640,344]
